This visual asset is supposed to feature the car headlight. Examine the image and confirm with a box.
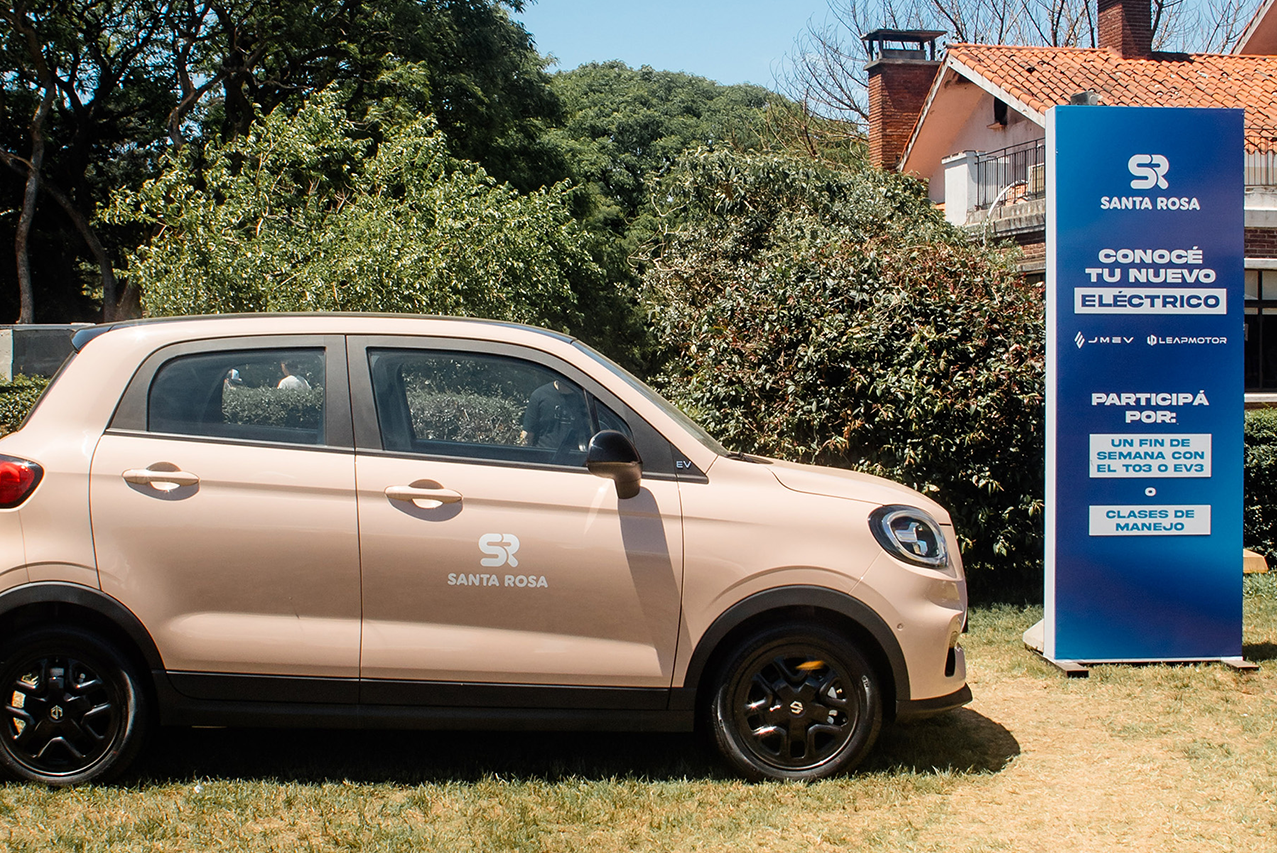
[868,505,949,570]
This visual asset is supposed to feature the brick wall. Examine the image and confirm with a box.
[1015,235,1047,267]
[994,229,1275,271]
[867,59,940,171]
[1098,0,1152,59]
[1246,227,1277,258]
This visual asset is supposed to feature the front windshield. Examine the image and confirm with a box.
[572,341,730,457]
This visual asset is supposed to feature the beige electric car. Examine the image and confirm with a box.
[0,314,969,785]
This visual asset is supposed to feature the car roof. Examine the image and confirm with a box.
[71,313,576,353]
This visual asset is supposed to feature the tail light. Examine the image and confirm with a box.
[0,455,43,508]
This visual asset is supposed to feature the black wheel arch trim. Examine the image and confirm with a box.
[0,582,165,671]
[675,585,910,710]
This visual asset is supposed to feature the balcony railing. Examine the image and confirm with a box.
[1246,126,1277,188]
[974,140,1046,210]
[972,125,1277,212]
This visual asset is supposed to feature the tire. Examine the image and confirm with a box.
[708,623,882,782]
[0,627,148,786]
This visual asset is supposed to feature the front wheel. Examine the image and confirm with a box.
[709,623,882,781]
[0,627,148,785]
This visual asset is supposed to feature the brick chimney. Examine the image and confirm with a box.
[1097,0,1153,58]
[863,30,943,171]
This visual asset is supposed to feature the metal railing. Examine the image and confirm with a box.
[972,125,1277,213]
[1246,126,1277,188]
[974,139,1046,210]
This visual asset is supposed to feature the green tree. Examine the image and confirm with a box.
[1,0,174,322]
[0,0,563,323]
[106,88,597,330]
[550,61,774,230]
[541,62,781,372]
[641,150,1045,589]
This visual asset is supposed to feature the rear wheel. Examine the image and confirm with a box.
[0,628,148,785]
[709,623,882,781]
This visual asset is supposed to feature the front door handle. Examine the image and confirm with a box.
[386,484,463,507]
[123,464,200,491]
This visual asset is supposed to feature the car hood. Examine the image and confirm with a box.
[755,457,952,523]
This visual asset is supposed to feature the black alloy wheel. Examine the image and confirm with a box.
[710,624,882,781]
[0,628,147,785]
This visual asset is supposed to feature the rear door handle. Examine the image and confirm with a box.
[385,485,463,506]
[123,465,200,491]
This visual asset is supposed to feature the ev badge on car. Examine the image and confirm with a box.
[478,533,520,568]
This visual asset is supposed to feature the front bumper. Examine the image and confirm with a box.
[895,682,973,721]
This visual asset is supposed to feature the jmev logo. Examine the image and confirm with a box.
[1128,154,1169,190]
[1075,332,1086,349]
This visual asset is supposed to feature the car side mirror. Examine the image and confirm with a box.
[586,430,642,499]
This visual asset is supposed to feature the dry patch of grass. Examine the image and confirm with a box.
[0,576,1273,852]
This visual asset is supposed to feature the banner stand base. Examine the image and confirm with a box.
[1022,620,1091,677]
[1222,658,1261,672]
[1022,620,1258,674]
[1042,657,1090,677]
[1022,619,1044,652]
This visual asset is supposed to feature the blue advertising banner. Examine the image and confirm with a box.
[1045,106,1243,663]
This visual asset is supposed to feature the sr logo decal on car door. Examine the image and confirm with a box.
[450,533,549,587]
[478,533,520,567]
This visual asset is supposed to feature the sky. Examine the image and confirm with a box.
[514,0,835,89]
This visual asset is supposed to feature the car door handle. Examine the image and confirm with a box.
[385,485,463,505]
[122,466,200,490]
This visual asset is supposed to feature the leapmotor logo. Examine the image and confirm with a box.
[1147,335,1228,346]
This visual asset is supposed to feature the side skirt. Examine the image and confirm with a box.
[156,671,693,732]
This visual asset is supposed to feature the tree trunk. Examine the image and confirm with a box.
[13,88,53,325]
[8,2,58,323]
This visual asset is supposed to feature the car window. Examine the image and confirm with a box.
[367,349,628,466]
[572,339,730,457]
[148,349,325,445]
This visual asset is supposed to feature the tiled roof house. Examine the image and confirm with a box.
[867,0,1277,392]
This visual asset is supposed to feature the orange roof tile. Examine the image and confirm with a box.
[945,43,1277,133]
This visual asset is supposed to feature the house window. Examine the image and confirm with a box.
[1244,268,1277,390]
[991,98,1008,128]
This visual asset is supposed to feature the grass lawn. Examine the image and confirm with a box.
[0,575,1273,852]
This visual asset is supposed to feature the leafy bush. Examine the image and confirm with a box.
[1244,408,1277,560]
[105,87,600,333]
[0,375,51,435]
[407,392,523,445]
[222,386,325,431]
[641,150,1045,589]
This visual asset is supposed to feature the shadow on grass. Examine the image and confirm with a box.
[133,728,721,785]
[128,707,1018,786]
[865,709,1020,774]
[1243,641,1277,662]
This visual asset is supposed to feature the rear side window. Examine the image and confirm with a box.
[148,349,325,445]
[368,349,629,466]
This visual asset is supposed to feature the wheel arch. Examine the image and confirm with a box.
[678,586,909,719]
[0,582,165,678]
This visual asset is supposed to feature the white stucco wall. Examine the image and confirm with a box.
[925,92,1044,202]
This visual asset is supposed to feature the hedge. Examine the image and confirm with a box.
[0,375,50,435]
[222,385,325,431]
[639,151,1046,588]
[4,373,1277,575]
[1244,407,1277,560]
